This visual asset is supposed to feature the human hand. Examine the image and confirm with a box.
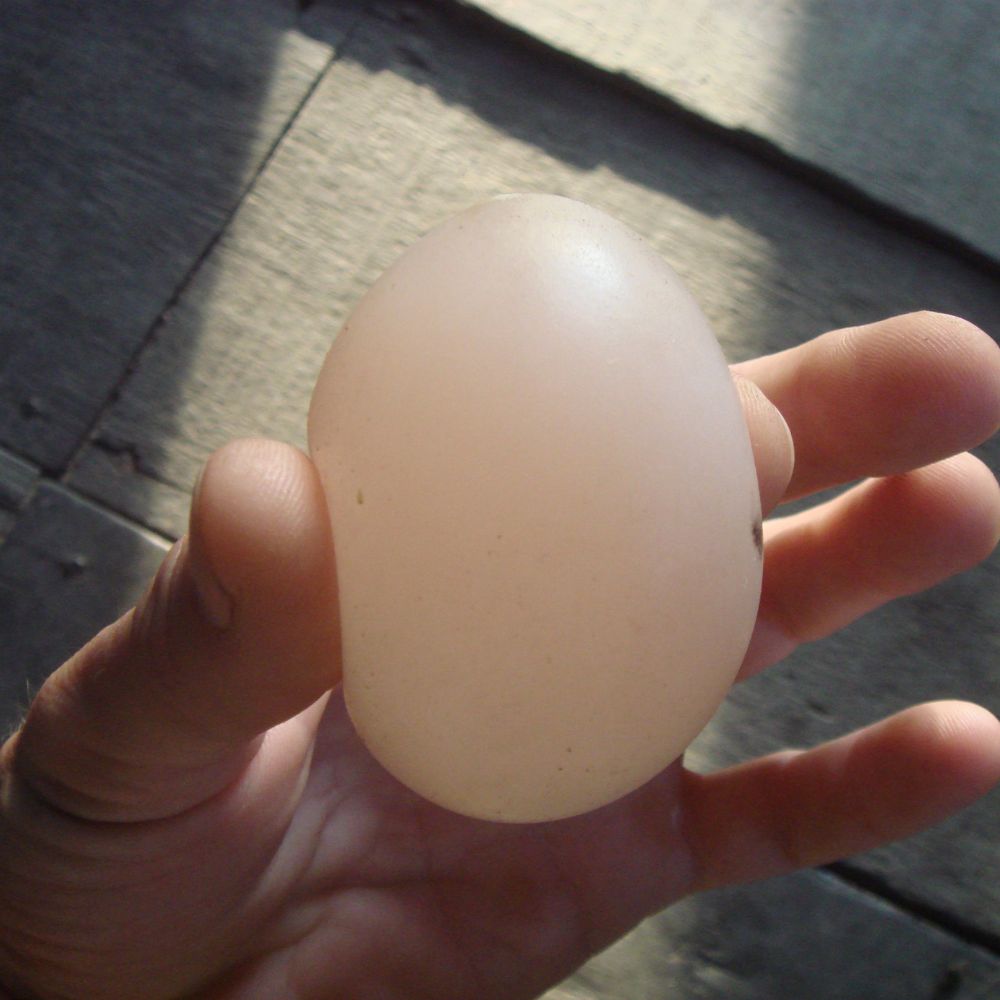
[2,312,999,1000]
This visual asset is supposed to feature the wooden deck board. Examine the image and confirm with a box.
[0,484,168,736]
[0,446,39,542]
[466,0,1000,263]
[2,0,999,994]
[548,869,1000,999]
[70,0,1000,534]
[0,0,339,470]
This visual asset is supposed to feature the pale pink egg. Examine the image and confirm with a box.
[309,194,761,821]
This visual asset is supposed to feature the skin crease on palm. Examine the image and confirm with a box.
[0,312,999,1000]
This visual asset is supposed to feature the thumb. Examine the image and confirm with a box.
[4,438,341,822]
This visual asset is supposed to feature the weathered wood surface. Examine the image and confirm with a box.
[0,0,339,471]
[0,447,38,542]
[2,0,1000,995]
[550,869,1000,1000]
[70,0,1000,537]
[0,484,168,736]
[464,0,1000,264]
[688,555,1000,952]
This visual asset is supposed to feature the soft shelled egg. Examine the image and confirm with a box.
[308,194,761,822]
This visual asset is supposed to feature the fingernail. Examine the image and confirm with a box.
[739,615,796,680]
[186,466,233,631]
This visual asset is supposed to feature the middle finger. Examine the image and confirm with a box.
[732,312,1000,502]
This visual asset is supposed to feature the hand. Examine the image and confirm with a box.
[2,312,999,1000]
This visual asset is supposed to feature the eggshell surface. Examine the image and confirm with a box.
[308,194,761,822]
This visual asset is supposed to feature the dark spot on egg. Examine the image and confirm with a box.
[752,518,763,555]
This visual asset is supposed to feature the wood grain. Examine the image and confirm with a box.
[0,0,339,470]
[71,0,1000,535]
[0,484,168,737]
[548,868,1000,999]
[0,446,38,541]
[466,0,1000,263]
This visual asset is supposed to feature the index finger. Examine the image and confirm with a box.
[732,312,1000,501]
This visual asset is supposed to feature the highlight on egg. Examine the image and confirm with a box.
[308,194,762,822]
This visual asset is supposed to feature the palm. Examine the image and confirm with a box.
[184,692,690,999]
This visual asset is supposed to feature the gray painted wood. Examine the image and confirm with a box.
[688,555,1000,950]
[64,0,1000,949]
[0,446,39,541]
[0,484,168,737]
[0,0,339,471]
[4,0,999,992]
[547,869,1000,999]
[71,0,1000,535]
[466,0,1000,263]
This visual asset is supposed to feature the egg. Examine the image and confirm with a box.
[308,194,761,822]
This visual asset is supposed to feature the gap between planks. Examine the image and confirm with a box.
[432,0,1000,283]
[56,4,371,485]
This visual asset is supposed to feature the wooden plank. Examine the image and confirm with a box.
[0,0,341,471]
[547,869,1000,999]
[54,0,1000,958]
[71,0,1000,536]
[687,554,1000,952]
[0,446,39,541]
[463,0,1000,263]
[0,484,168,736]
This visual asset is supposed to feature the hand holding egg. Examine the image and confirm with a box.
[7,203,1000,1000]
